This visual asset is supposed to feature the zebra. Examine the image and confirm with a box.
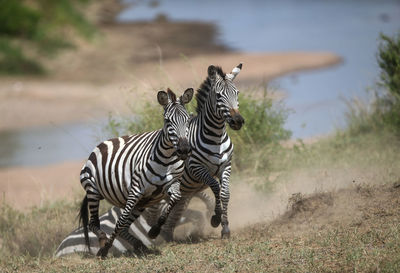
[55,192,214,257]
[148,64,244,241]
[78,87,194,258]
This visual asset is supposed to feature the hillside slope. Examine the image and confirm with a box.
[1,182,399,272]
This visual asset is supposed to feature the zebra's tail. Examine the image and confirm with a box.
[78,195,90,253]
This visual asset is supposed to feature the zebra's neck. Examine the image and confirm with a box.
[151,129,177,161]
[196,97,227,142]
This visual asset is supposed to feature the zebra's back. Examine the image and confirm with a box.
[55,206,154,257]
[55,199,210,257]
[80,130,161,207]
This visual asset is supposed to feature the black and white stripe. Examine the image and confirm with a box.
[149,64,244,240]
[55,192,213,257]
[78,88,194,258]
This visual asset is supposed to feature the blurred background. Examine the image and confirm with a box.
[0,0,399,207]
[1,2,400,268]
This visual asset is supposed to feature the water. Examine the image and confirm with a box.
[120,0,400,138]
[1,0,399,167]
[0,123,101,168]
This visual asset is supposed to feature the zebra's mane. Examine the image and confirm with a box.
[195,66,225,114]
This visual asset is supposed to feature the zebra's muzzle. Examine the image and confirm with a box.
[176,138,191,160]
[227,110,245,130]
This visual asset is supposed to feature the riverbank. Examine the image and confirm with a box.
[0,20,341,209]
[0,52,340,131]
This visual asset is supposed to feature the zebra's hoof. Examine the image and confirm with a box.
[210,214,221,228]
[221,226,231,239]
[148,225,161,239]
[96,240,112,258]
[96,246,109,259]
[99,235,108,249]
[133,240,149,253]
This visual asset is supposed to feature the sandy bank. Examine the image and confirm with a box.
[0,161,83,210]
[0,52,340,131]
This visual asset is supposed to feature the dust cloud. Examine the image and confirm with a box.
[194,163,397,234]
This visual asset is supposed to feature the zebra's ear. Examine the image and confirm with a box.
[208,65,217,78]
[167,88,177,102]
[157,90,169,106]
[180,88,194,105]
[225,63,243,81]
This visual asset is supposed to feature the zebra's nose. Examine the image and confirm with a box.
[228,112,245,130]
[176,138,191,160]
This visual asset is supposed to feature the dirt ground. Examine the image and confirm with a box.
[0,20,341,210]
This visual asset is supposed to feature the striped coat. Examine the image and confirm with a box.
[79,88,194,257]
[148,64,244,241]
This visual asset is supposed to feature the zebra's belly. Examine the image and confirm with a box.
[98,180,170,209]
[136,192,165,208]
[96,162,183,208]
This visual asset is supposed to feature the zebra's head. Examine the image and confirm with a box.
[208,63,245,130]
[157,88,194,160]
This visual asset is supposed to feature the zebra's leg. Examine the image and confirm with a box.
[119,208,148,253]
[219,164,232,239]
[142,202,164,227]
[87,190,108,249]
[97,190,143,258]
[193,191,214,219]
[160,195,192,241]
[203,176,222,228]
[148,182,182,239]
[188,165,222,228]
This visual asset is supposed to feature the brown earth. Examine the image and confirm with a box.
[2,179,398,272]
[269,183,400,237]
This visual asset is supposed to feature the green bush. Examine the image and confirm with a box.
[378,33,400,101]
[105,102,164,138]
[0,0,41,38]
[0,38,45,74]
[228,89,291,170]
[0,0,95,75]
[342,32,400,136]
[376,33,400,132]
[105,87,291,174]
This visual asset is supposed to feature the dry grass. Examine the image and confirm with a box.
[1,183,399,273]
[1,132,400,272]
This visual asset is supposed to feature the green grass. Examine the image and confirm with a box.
[0,200,79,258]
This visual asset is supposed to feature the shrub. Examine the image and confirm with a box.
[378,33,400,101]
[0,38,45,75]
[228,89,291,171]
[342,32,400,135]
[105,86,291,173]
[0,0,96,74]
